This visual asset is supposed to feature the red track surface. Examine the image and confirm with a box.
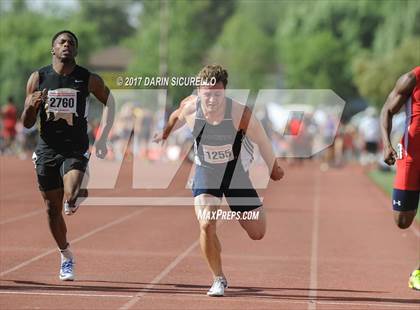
[0,156,419,309]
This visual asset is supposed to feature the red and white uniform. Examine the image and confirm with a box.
[394,66,420,191]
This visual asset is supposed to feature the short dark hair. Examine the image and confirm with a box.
[7,96,14,103]
[197,64,228,88]
[51,30,78,47]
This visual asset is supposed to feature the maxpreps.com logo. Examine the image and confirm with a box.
[78,89,345,207]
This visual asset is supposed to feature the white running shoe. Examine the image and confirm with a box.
[207,276,228,297]
[64,201,79,216]
[64,189,88,216]
[59,259,75,281]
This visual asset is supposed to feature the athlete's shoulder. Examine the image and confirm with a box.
[394,70,417,94]
[180,95,197,105]
[75,64,91,74]
[231,99,251,130]
[412,66,420,81]
[180,95,197,110]
[231,99,247,110]
[88,72,104,85]
[37,64,52,75]
[26,70,41,93]
[231,99,249,117]
[74,65,91,81]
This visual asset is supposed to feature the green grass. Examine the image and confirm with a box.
[368,169,419,221]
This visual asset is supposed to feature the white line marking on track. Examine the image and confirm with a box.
[308,170,320,310]
[140,293,420,308]
[316,300,420,309]
[0,208,148,277]
[119,239,200,309]
[0,191,35,200]
[0,209,44,225]
[78,197,263,206]
[0,291,133,298]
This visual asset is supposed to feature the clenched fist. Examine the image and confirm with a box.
[30,88,48,109]
[270,158,284,181]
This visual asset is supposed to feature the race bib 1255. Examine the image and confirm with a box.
[202,144,234,164]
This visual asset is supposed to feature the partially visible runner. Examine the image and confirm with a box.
[21,30,114,281]
[155,65,284,296]
[380,66,420,291]
[1,96,18,153]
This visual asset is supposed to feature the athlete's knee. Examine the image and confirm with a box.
[394,216,414,229]
[64,189,79,204]
[45,202,61,219]
[248,229,265,240]
[199,221,217,236]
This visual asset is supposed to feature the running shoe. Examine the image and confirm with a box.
[207,276,228,297]
[408,269,420,291]
[59,259,75,281]
[64,201,78,215]
[64,189,88,215]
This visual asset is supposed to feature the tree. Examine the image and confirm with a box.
[207,0,285,93]
[77,0,137,46]
[0,9,101,108]
[209,13,275,92]
[353,37,420,108]
[275,0,383,100]
[127,0,235,105]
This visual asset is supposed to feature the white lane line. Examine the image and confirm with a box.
[0,209,44,225]
[308,170,321,310]
[120,239,200,310]
[0,291,133,298]
[0,191,35,201]
[0,208,148,277]
[2,290,418,308]
[316,300,420,308]
[78,197,263,206]
[140,293,420,308]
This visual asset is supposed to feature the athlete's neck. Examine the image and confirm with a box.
[52,58,76,76]
[202,99,226,125]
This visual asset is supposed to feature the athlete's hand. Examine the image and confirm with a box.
[30,88,48,109]
[270,158,284,181]
[383,144,397,166]
[152,132,166,144]
[95,138,108,159]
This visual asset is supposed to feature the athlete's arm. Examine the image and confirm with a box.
[380,71,416,165]
[153,96,194,143]
[89,73,115,158]
[235,103,284,180]
[21,72,47,128]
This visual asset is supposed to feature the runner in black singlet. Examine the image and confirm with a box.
[21,30,114,281]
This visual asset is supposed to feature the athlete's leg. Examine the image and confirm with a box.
[393,156,420,289]
[62,155,89,214]
[194,194,225,278]
[225,177,265,240]
[63,169,85,206]
[393,210,417,229]
[392,189,419,229]
[238,206,266,240]
[35,154,68,249]
[40,188,67,249]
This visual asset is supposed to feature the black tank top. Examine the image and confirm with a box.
[193,98,252,172]
[37,64,90,152]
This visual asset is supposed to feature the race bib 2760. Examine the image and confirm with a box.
[47,88,78,114]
